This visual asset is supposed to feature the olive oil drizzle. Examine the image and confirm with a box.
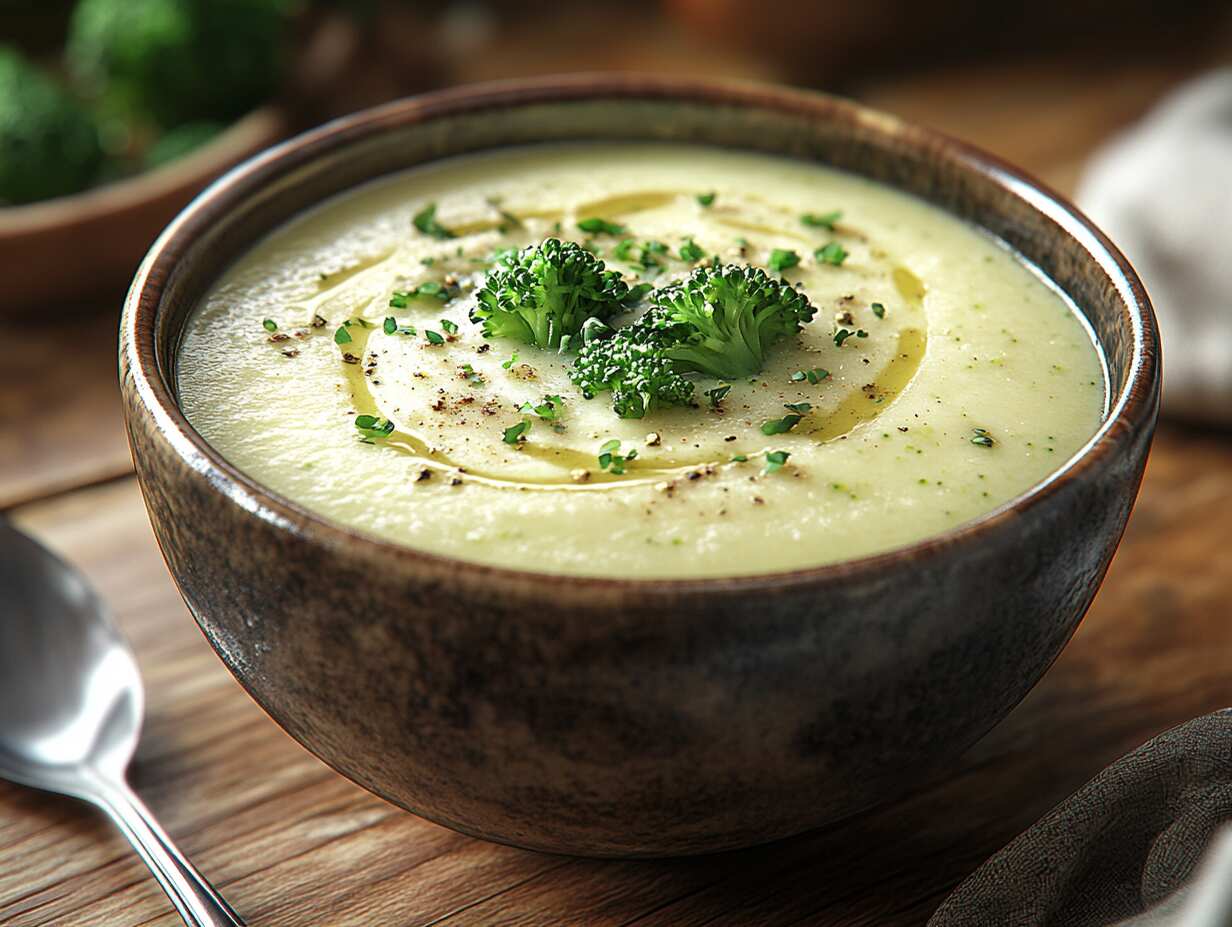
[323,201,930,491]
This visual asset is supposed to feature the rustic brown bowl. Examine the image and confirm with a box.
[119,75,1159,858]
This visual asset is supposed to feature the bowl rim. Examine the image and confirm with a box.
[122,72,1159,596]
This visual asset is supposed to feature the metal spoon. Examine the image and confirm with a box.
[0,519,244,926]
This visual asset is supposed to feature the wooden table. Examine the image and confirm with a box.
[4,56,1232,927]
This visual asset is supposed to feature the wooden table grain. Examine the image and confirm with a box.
[3,57,1231,927]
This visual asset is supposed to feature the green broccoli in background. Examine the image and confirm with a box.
[570,264,817,418]
[142,121,222,169]
[66,0,291,129]
[0,45,102,205]
[471,238,633,350]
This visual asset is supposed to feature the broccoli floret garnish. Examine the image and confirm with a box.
[570,316,695,419]
[569,263,817,418]
[67,0,290,129]
[470,238,631,350]
[0,47,102,205]
[649,264,817,380]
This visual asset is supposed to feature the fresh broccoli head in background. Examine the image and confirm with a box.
[0,46,102,205]
[650,264,817,380]
[569,314,695,419]
[471,238,632,350]
[142,121,222,169]
[66,0,291,128]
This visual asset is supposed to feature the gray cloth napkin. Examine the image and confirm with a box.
[928,710,1232,927]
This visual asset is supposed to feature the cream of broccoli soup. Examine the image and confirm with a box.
[177,143,1106,578]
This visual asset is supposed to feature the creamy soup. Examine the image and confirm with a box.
[178,144,1106,578]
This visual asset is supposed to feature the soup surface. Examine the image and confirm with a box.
[179,143,1106,578]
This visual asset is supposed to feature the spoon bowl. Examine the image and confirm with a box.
[0,519,245,927]
[0,522,142,792]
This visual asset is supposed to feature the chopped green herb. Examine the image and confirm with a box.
[502,352,519,369]
[636,239,668,274]
[857,329,869,338]
[520,395,564,420]
[783,401,812,414]
[354,414,394,442]
[815,242,848,266]
[834,328,856,347]
[413,202,454,240]
[597,439,637,475]
[679,238,705,263]
[761,413,803,435]
[334,325,352,345]
[871,302,886,319]
[487,197,523,232]
[763,450,790,473]
[791,369,829,384]
[971,428,996,448]
[801,210,842,230]
[461,363,484,385]
[730,454,748,463]
[613,238,636,261]
[262,318,277,333]
[697,192,716,207]
[705,384,731,408]
[503,420,531,444]
[390,280,450,308]
[383,317,416,336]
[440,318,459,335]
[425,330,445,345]
[577,217,625,236]
[768,248,800,274]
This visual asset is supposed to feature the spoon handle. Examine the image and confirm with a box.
[92,777,245,927]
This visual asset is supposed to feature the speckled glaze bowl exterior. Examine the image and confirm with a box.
[119,75,1159,858]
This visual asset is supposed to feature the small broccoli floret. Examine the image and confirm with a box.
[67,0,290,128]
[0,47,102,205]
[471,238,631,350]
[569,263,817,418]
[570,318,695,419]
[649,264,817,380]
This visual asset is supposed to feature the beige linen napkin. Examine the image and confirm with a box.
[1078,70,1232,426]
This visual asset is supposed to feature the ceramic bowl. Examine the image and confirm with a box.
[119,75,1159,858]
